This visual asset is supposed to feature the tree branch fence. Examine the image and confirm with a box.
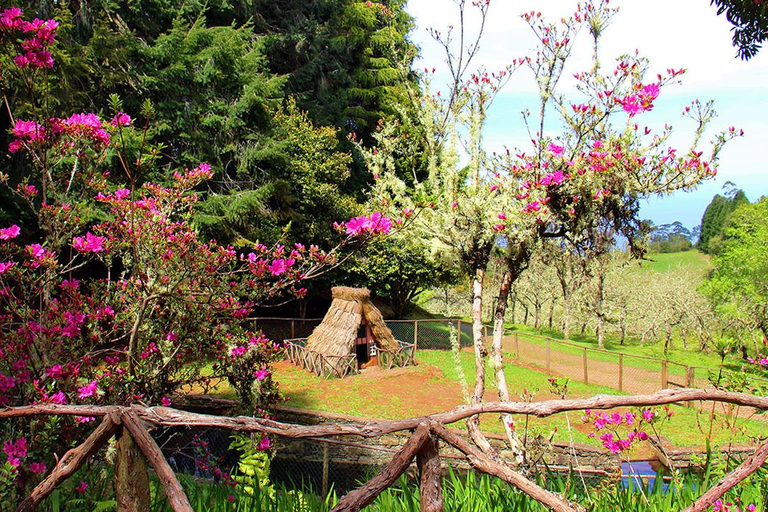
[3,389,768,512]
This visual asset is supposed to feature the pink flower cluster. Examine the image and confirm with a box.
[9,113,113,153]
[712,501,756,512]
[0,8,58,69]
[0,225,20,240]
[9,120,45,152]
[339,212,393,236]
[72,232,106,253]
[50,113,111,146]
[581,409,654,454]
[617,83,660,116]
[3,437,27,467]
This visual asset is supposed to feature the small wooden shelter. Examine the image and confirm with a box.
[286,287,414,378]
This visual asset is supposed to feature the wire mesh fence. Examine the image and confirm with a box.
[150,420,615,501]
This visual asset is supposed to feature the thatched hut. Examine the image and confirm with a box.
[286,287,414,378]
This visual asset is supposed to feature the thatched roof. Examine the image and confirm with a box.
[305,287,398,356]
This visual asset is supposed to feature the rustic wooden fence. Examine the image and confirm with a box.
[285,338,415,378]
[3,389,768,512]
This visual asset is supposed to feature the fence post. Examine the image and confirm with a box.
[618,354,623,392]
[686,367,695,408]
[322,442,330,498]
[115,427,151,511]
[546,338,551,375]
[661,360,668,389]
[457,319,462,345]
[515,332,520,362]
[582,348,588,384]
[291,319,295,339]
[414,320,419,351]
[484,325,488,338]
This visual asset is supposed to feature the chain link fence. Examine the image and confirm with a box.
[149,415,614,500]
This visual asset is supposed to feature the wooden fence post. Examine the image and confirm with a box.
[546,338,551,375]
[416,433,443,512]
[661,360,669,389]
[457,320,462,345]
[686,367,695,408]
[322,443,330,498]
[291,319,295,339]
[618,354,624,392]
[414,320,419,351]
[115,425,151,512]
[582,348,588,385]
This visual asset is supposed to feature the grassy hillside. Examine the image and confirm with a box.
[640,250,711,274]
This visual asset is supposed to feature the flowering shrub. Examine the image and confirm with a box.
[0,6,393,493]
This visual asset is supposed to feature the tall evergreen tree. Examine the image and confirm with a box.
[698,188,749,253]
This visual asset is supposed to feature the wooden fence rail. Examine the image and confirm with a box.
[2,388,768,512]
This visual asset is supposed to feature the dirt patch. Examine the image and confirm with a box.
[274,359,467,418]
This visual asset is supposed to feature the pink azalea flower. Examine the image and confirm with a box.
[75,481,88,493]
[254,368,270,381]
[111,112,132,127]
[77,380,98,399]
[72,232,106,253]
[161,396,172,407]
[0,225,20,240]
[76,416,95,423]
[29,462,46,474]
[0,262,15,274]
[258,436,271,450]
[48,391,66,404]
[547,143,564,156]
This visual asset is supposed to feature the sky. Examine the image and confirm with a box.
[404,0,768,230]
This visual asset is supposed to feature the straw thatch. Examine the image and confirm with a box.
[305,287,398,356]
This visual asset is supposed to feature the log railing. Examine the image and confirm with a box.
[3,388,768,511]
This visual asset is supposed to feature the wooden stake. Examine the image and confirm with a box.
[122,409,192,512]
[416,432,443,512]
[115,425,151,511]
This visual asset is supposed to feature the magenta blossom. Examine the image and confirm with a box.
[72,232,106,253]
[547,143,564,156]
[29,462,46,474]
[254,368,270,381]
[0,225,21,240]
[77,380,98,399]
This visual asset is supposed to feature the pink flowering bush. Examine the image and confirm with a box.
[0,6,395,493]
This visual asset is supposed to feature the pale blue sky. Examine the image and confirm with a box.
[405,0,768,229]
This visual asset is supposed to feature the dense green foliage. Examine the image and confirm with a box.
[698,188,749,253]
[41,459,768,512]
[703,197,768,336]
[711,0,768,59]
[344,238,461,317]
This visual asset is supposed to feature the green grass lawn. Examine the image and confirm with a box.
[417,349,767,449]
[639,250,711,274]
